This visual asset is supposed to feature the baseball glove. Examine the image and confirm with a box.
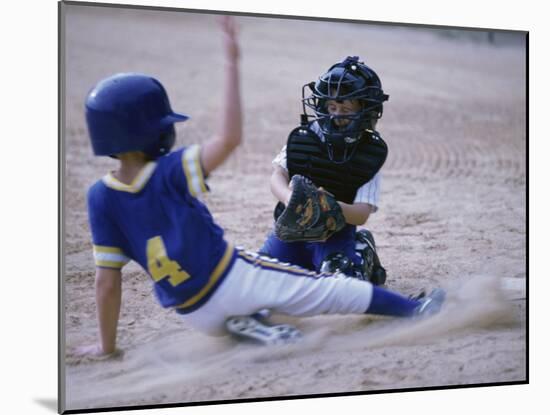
[274,175,346,242]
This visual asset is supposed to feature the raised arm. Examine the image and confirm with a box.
[200,16,242,176]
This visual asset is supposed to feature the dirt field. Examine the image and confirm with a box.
[61,5,527,412]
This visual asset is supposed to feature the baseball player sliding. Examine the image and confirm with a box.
[76,16,445,355]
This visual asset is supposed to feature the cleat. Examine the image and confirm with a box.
[251,309,272,321]
[225,315,302,345]
[413,288,446,317]
[355,229,387,285]
[409,291,426,301]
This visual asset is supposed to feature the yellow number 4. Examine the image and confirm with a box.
[146,236,190,286]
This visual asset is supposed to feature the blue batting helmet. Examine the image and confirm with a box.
[85,73,189,158]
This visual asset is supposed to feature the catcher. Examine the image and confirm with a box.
[261,56,389,285]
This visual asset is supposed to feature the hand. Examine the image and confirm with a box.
[274,175,346,242]
[74,344,121,359]
[219,15,239,62]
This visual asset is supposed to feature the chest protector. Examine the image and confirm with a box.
[285,126,388,204]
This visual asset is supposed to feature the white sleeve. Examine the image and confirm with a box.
[272,145,288,170]
[353,172,381,212]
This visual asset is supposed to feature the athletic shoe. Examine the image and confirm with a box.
[413,288,446,317]
[225,315,302,346]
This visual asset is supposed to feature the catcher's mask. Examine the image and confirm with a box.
[85,73,189,159]
[302,56,389,163]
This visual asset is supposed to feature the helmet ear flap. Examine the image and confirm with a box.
[142,124,176,159]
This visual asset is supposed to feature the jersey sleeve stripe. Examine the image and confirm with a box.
[182,144,207,197]
[96,260,126,269]
[93,245,125,254]
[93,245,129,268]
[193,147,208,193]
[182,153,196,197]
[175,243,234,309]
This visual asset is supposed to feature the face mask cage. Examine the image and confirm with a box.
[300,58,389,163]
[303,95,382,137]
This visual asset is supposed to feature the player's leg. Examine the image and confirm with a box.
[244,233,318,343]
[182,250,444,338]
[313,225,361,277]
[237,251,442,318]
[312,226,386,285]
[259,231,314,270]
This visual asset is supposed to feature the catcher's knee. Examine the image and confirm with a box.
[320,252,354,275]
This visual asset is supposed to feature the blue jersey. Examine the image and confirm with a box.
[87,145,237,313]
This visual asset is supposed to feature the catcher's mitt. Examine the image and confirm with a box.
[274,175,346,242]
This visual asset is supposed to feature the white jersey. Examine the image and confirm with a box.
[273,145,381,212]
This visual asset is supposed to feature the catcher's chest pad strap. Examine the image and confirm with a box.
[286,126,388,204]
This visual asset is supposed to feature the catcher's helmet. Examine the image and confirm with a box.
[85,73,189,158]
[302,56,389,163]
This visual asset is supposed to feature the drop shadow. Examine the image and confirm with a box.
[34,398,58,412]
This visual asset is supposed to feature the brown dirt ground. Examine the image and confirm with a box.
[61,6,526,411]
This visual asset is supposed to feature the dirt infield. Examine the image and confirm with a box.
[62,5,526,411]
